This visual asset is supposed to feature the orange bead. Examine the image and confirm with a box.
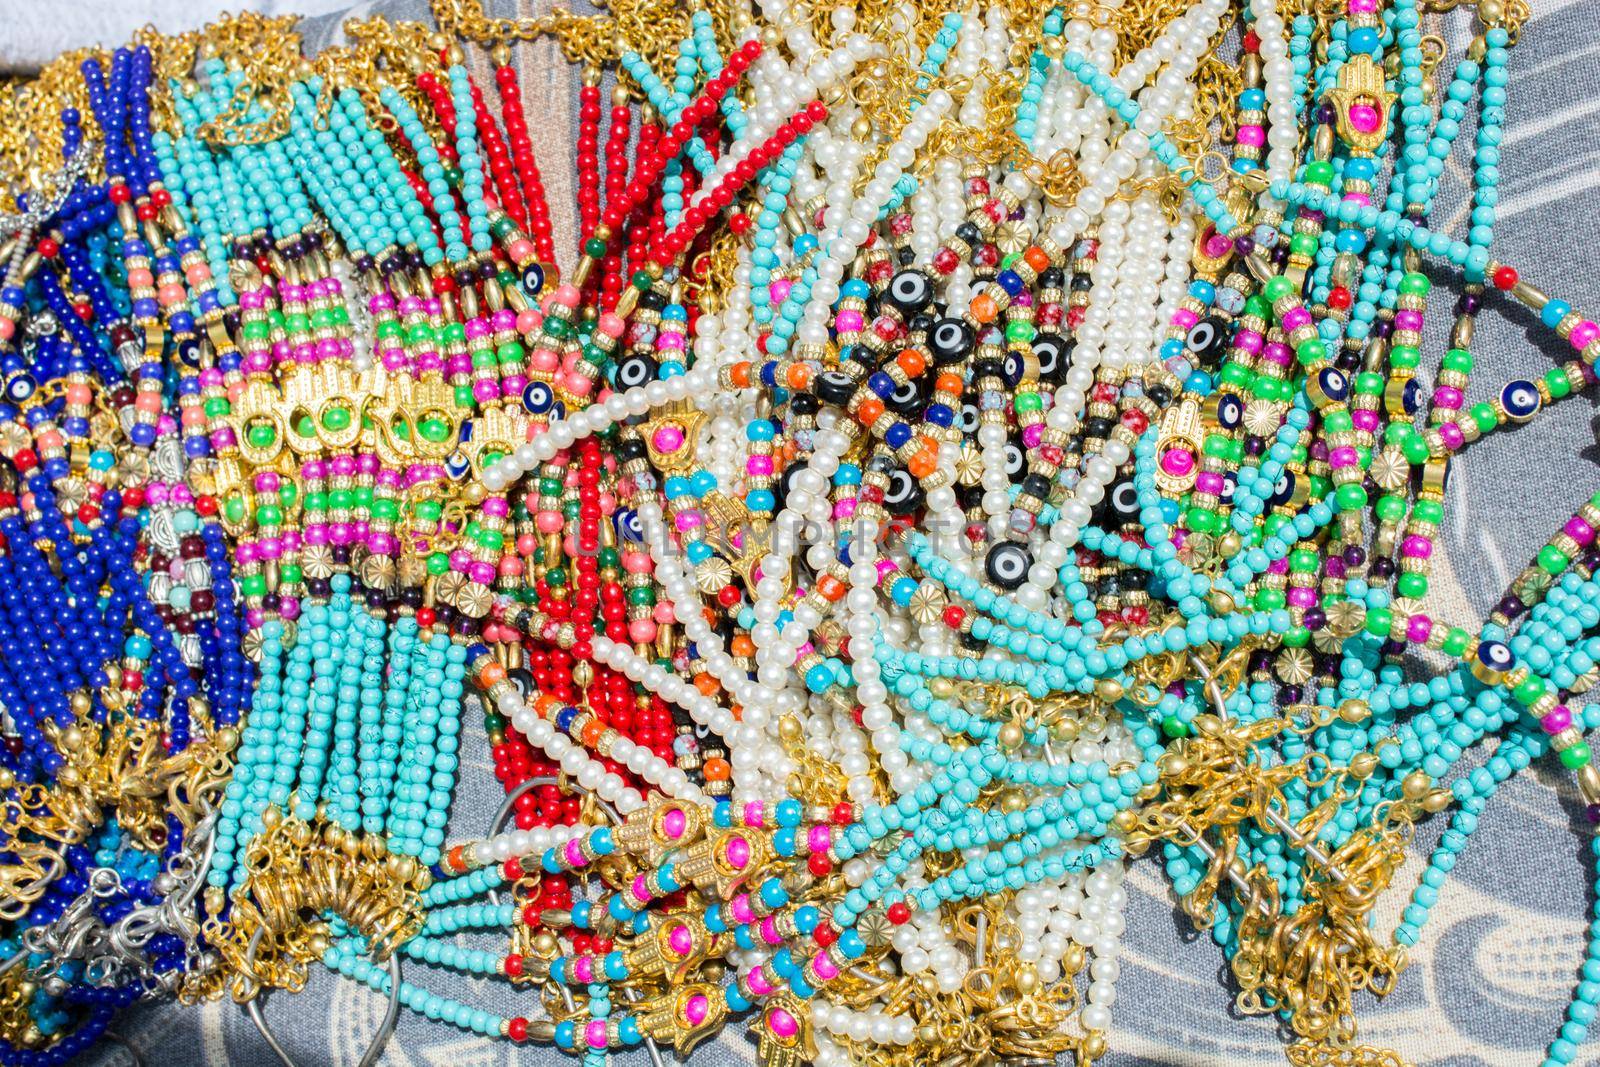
[896,348,926,377]
[786,362,812,389]
[816,574,846,601]
[581,719,606,746]
[935,372,964,396]
[907,448,938,478]
[730,361,752,388]
[703,757,732,781]
[1024,246,1050,273]
[481,662,507,686]
[694,673,721,696]
[856,398,885,425]
[969,293,997,323]
[730,635,756,657]
[536,693,561,717]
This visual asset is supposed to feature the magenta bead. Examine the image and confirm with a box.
[767,1008,798,1039]
[1543,705,1574,734]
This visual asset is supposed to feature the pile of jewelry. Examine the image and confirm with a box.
[2,0,1598,1064]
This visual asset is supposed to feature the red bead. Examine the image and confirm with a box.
[886,902,911,925]
[1327,286,1352,310]
[508,1017,529,1043]
[503,858,523,882]
[416,606,438,628]
[813,922,838,947]
[150,188,172,208]
[35,237,59,258]
[729,212,752,234]
[942,605,966,629]
[108,184,132,204]
[807,852,832,876]
[832,802,853,825]
[1493,265,1518,291]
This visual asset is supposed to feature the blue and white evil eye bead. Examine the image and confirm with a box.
[1473,639,1515,682]
[4,372,35,403]
[445,450,471,479]
[615,507,644,543]
[1308,367,1349,407]
[521,261,546,295]
[1500,379,1541,423]
[522,379,555,415]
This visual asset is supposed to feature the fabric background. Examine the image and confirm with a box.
[11,0,1599,1062]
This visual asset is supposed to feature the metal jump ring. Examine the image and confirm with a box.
[243,925,402,1067]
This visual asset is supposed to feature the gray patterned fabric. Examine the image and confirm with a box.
[61,0,1600,1062]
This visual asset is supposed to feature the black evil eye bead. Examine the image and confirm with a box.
[816,370,856,406]
[929,318,974,364]
[1107,480,1142,524]
[522,379,555,414]
[1031,333,1070,382]
[1184,315,1229,360]
[1501,379,1541,423]
[886,375,930,416]
[614,353,658,391]
[1004,439,1026,481]
[956,403,981,435]
[884,467,924,512]
[1307,366,1349,407]
[521,262,546,295]
[886,269,933,314]
[985,542,1032,590]
[615,508,644,543]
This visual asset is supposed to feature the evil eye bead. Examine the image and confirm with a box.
[521,261,547,295]
[1031,333,1070,382]
[1002,348,1036,388]
[929,318,974,364]
[1206,392,1244,430]
[522,379,555,414]
[956,402,981,435]
[1183,315,1229,360]
[1003,439,1026,480]
[883,468,924,512]
[615,353,658,391]
[4,373,35,403]
[1307,367,1350,408]
[1384,376,1423,417]
[1107,480,1141,525]
[885,375,929,416]
[1501,379,1541,423]
[615,508,644,543]
[985,541,1032,590]
[1473,638,1514,682]
[885,269,933,314]
[1266,469,1297,507]
[444,450,471,479]
[815,371,856,406]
